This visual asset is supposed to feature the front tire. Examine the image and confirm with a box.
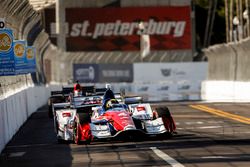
[74,113,92,145]
[155,106,176,135]
[74,122,81,145]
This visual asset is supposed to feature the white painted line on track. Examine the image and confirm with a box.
[215,131,250,135]
[201,156,231,159]
[9,152,26,157]
[177,125,222,130]
[207,120,224,124]
[175,122,180,125]
[197,125,222,129]
[201,155,250,160]
[150,147,185,167]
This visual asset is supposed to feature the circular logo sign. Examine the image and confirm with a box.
[26,48,34,59]
[14,43,25,57]
[0,33,12,52]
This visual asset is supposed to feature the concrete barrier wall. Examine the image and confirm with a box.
[0,85,56,153]
[0,0,56,153]
[202,81,250,102]
[204,38,250,81]
[204,44,236,81]
[202,37,250,101]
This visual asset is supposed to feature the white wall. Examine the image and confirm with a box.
[201,81,250,102]
[0,86,54,153]
[133,62,208,101]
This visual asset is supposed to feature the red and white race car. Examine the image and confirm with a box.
[52,90,176,144]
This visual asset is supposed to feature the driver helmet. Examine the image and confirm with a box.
[106,99,119,110]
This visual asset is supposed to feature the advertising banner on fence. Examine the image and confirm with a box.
[98,64,133,82]
[0,28,15,76]
[73,64,133,83]
[73,64,98,83]
[44,6,191,51]
[133,62,208,101]
[134,62,207,83]
[26,46,36,73]
[14,40,27,75]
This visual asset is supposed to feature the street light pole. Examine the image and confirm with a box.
[230,0,234,42]
[56,0,66,51]
[245,0,250,37]
[225,0,230,42]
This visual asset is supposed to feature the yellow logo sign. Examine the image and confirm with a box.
[14,43,25,57]
[26,48,34,59]
[0,33,12,51]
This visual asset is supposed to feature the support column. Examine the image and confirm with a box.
[56,0,66,51]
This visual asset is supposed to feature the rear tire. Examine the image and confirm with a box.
[78,113,91,124]
[48,96,65,118]
[48,105,53,118]
[57,138,65,144]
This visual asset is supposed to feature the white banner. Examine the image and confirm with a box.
[134,62,208,83]
[133,62,208,101]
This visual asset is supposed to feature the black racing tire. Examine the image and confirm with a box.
[155,106,176,136]
[74,123,82,145]
[84,139,91,145]
[74,113,91,145]
[48,96,65,118]
[133,118,143,130]
[78,113,91,124]
[48,105,53,118]
[57,138,65,144]
[155,106,171,117]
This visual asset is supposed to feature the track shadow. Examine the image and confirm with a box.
[0,105,73,167]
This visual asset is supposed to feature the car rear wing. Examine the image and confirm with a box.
[53,102,70,110]
[62,85,95,96]
[62,87,74,97]
[72,95,103,108]
[83,86,95,94]
[95,88,107,94]
[51,91,63,96]
[124,96,143,104]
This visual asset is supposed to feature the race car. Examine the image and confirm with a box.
[48,85,95,118]
[52,89,176,144]
[90,98,176,140]
[53,95,102,144]
[48,91,66,118]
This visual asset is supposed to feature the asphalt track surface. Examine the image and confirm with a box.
[1,102,250,167]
